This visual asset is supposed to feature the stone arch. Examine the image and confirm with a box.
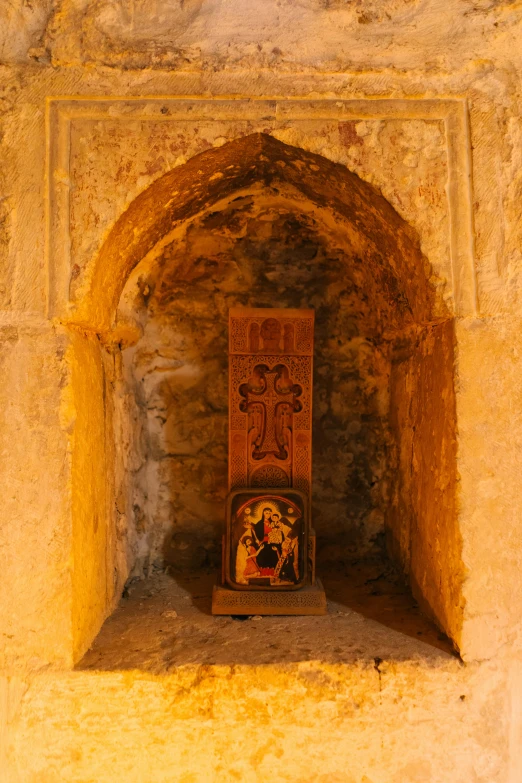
[64,134,462,663]
[69,133,437,333]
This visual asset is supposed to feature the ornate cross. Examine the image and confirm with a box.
[243,366,299,460]
[228,308,313,495]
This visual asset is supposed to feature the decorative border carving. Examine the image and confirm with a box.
[212,578,327,615]
[228,353,313,492]
[46,97,478,319]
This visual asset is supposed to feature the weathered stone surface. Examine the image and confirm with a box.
[1,3,522,780]
[117,193,408,577]
[2,0,521,76]
[74,133,435,331]
[66,327,118,662]
[456,315,522,662]
[0,323,72,669]
[78,569,456,671]
[63,109,452,316]
[2,655,511,783]
[388,319,461,644]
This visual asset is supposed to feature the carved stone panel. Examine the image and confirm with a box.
[228,308,314,498]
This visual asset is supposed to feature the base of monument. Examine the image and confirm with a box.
[211,579,327,616]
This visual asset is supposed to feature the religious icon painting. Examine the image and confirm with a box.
[212,307,326,614]
[226,489,307,590]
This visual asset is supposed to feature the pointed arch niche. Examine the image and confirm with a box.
[64,134,463,663]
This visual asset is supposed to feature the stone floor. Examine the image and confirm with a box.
[78,560,456,672]
[11,562,488,783]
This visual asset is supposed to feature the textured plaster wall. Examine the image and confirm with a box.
[66,328,118,662]
[388,319,461,643]
[0,323,73,669]
[117,193,398,578]
[1,0,522,780]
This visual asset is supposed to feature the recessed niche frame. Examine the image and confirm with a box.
[50,118,466,664]
[45,96,478,323]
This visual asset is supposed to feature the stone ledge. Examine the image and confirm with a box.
[78,565,455,673]
[4,653,501,783]
[3,567,503,783]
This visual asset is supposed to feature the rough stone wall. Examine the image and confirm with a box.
[388,320,461,642]
[117,194,396,577]
[66,328,118,662]
[0,323,73,670]
[64,112,449,319]
[1,1,522,780]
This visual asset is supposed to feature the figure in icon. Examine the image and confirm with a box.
[233,501,301,585]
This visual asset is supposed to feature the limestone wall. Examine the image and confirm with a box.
[116,193,398,577]
[1,1,522,780]
[388,319,461,643]
[1,659,514,783]
[0,323,73,669]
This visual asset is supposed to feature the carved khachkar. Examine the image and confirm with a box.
[228,308,314,497]
[212,308,326,615]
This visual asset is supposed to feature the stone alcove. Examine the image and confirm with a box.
[65,133,463,665]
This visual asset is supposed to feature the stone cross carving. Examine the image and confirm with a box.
[240,365,302,461]
[228,307,314,495]
[212,306,326,612]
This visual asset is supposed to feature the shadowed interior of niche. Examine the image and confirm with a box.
[78,134,461,668]
[118,196,399,578]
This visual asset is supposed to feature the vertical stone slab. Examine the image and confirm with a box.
[387,320,462,649]
[228,307,314,497]
[0,325,73,669]
[214,308,325,611]
[67,329,116,663]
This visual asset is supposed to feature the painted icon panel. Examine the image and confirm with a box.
[226,489,307,590]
